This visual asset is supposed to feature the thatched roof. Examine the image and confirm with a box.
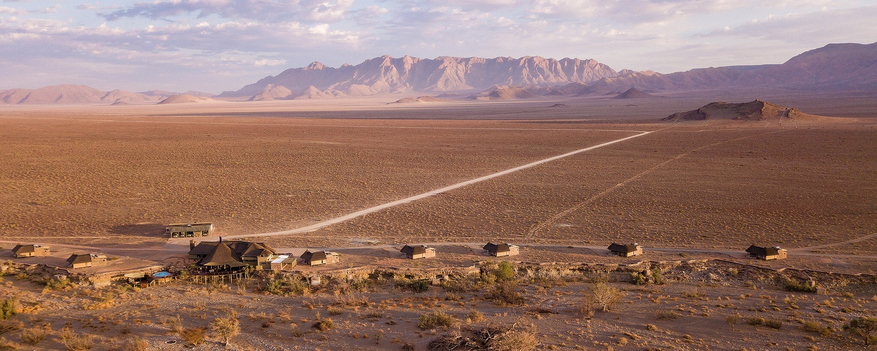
[199,243,246,267]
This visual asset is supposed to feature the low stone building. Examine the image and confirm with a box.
[400,245,437,259]
[12,244,50,258]
[269,255,297,272]
[300,250,341,266]
[483,243,519,257]
[608,243,643,257]
[67,254,107,269]
[166,222,214,238]
[746,245,788,260]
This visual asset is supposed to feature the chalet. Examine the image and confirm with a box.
[400,245,436,259]
[11,244,50,258]
[300,250,340,266]
[608,243,643,257]
[188,240,277,269]
[198,242,248,272]
[269,255,297,272]
[746,245,788,260]
[67,254,107,269]
[483,243,519,257]
[166,222,214,238]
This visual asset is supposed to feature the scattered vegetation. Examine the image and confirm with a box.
[0,299,17,320]
[180,327,206,346]
[844,317,877,345]
[418,311,455,330]
[211,316,240,346]
[783,278,817,293]
[57,327,93,351]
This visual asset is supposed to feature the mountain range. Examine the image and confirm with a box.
[2,42,875,104]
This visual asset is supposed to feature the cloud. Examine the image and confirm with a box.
[702,5,877,44]
[101,0,354,23]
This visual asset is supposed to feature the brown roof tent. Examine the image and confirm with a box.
[300,250,328,262]
[746,245,787,260]
[400,245,436,259]
[12,244,50,258]
[198,242,247,267]
[608,243,641,254]
[401,245,427,256]
[483,242,519,256]
[66,253,107,268]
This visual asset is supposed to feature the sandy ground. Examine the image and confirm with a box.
[0,93,875,349]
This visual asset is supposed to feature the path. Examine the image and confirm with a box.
[214,130,654,240]
[788,232,877,252]
[526,129,787,237]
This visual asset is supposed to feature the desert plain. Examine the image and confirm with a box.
[0,91,876,350]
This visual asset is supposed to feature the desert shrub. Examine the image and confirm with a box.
[844,317,877,345]
[121,336,149,351]
[783,278,817,293]
[179,327,206,346]
[312,319,334,331]
[651,269,664,285]
[0,299,17,320]
[488,329,538,351]
[405,279,431,293]
[42,277,69,290]
[263,276,310,296]
[211,316,240,346]
[0,320,22,335]
[19,326,49,345]
[57,327,93,351]
[418,311,455,330]
[630,271,650,285]
[802,320,832,337]
[746,317,781,329]
[441,274,481,293]
[590,283,623,312]
[725,313,741,326]
[468,310,484,323]
[656,310,679,320]
[486,280,525,306]
[334,293,369,308]
[429,324,537,351]
[0,337,20,351]
[764,319,783,329]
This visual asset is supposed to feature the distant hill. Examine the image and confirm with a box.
[613,88,656,99]
[0,85,180,105]
[662,100,822,122]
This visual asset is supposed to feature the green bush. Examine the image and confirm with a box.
[0,299,16,320]
[494,262,515,281]
[406,279,430,293]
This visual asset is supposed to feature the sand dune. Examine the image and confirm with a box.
[157,94,215,104]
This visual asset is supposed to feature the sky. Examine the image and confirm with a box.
[1,0,876,94]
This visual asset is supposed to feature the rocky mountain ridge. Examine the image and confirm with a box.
[2,42,875,104]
